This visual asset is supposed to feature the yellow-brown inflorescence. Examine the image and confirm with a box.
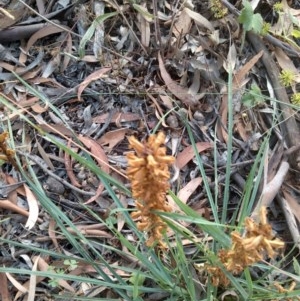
[0,132,17,168]
[207,207,285,287]
[127,132,175,247]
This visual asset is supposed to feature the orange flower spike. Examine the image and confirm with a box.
[127,132,175,248]
[0,132,8,143]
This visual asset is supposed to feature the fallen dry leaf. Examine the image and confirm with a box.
[25,25,69,53]
[218,93,228,142]
[77,67,111,100]
[78,135,110,204]
[251,161,290,221]
[24,185,39,230]
[274,47,298,74]
[0,200,32,219]
[48,219,60,252]
[39,124,74,136]
[37,141,55,171]
[93,111,141,124]
[27,256,39,301]
[97,128,130,151]
[137,3,151,47]
[184,7,214,32]
[5,272,27,295]
[173,8,192,39]
[281,191,300,249]
[0,273,11,301]
[117,193,128,232]
[282,189,300,223]
[177,177,202,203]
[233,51,263,88]
[65,140,81,187]
[158,52,199,108]
[176,142,212,169]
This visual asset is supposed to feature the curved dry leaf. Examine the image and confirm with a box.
[140,13,150,47]
[234,50,263,88]
[251,161,290,221]
[64,139,81,188]
[5,272,27,294]
[24,185,39,230]
[177,177,202,203]
[98,128,129,151]
[282,189,300,223]
[93,1,105,58]
[27,256,39,301]
[158,52,198,108]
[184,7,214,32]
[176,142,212,169]
[37,141,55,171]
[25,25,69,52]
[78,136,109,204]
[0,1,27,30]
[219,94,228,142]
[0,273,10,301]
[39,124,74,137]
[0,61,26,73]
[136,3,151,47]
[49,219,60,251]
[281,193,300,249]
[117,194,127,231]
[274,47,298,74]
[260,161,289,207]
[0,199,30,218]
[62,33,72,72]
[41,53,61,78]
[78,136,110,173]
[24,25,69,52]
[77,67,111,100]
[31,103,48,114]
[93,111,140,124]
[173,8,192,39]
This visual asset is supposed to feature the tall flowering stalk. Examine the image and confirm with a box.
[127,132,175,247]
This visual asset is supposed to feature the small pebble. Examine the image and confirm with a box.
[167,115,179,128]
[44,177,65,195]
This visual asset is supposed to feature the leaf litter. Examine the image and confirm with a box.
[0,0,300,299]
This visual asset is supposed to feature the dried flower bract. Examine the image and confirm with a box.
[206,207,285,287]
[0,131,16,168]
[127,132,175,248]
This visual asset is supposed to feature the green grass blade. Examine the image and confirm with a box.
[79,12,118,58]
[222,64,234,224]
[185,122,219,223]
